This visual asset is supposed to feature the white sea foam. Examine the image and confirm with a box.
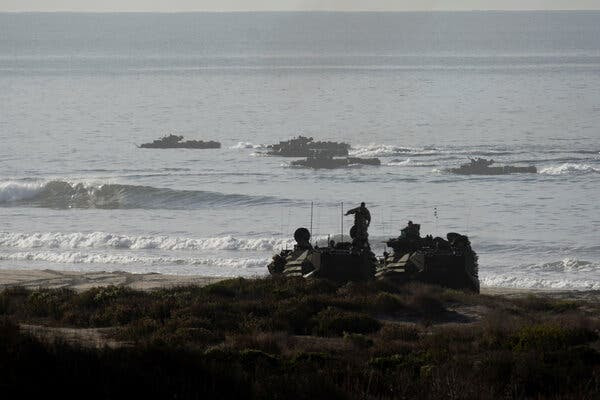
[480,274,600,290]
[0,231,295,252]
[481,258,600,290]
[230,141,264,149]
[386,158,433,167]
[349,144,414,158]
[539,163,600,175]
[522,258,600,273]
[0,250,269,269]
[386,158,412,166]
[0,181,47,202]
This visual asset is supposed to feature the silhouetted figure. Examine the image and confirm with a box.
[346,202,371,248]
[400,220,420,239]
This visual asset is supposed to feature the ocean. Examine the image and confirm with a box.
[1,12,599,289]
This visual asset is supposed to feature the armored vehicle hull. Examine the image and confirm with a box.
[139,135,221,149]
[268,228,376,282]
[447,165,537,175]
[447,158,536,175]
[268,222,479,293]
[266,136,350,157]
[377,231,479,293]
[290,156,380,169]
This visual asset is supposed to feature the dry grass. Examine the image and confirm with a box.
[1,277,599,399]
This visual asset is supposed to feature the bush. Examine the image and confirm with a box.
[512,324,598,352]
[25,288,74,319]
[313,307,381,337]
[379,323,420,342]
[343,332,374,349]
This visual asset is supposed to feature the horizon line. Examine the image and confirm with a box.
[2,9,600,13]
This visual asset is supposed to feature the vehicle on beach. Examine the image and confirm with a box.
[138,134,221,149]
[267,227,377,282]
[266,135,350,157]
[290,151,381,169]
[268,221,479,292]
[377,223,480,293]
[447,158,536,175]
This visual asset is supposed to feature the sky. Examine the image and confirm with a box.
[2,0,600,12]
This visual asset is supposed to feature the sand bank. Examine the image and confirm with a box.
[0,269,225,292]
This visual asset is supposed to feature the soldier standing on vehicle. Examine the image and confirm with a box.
[345,202,371,247]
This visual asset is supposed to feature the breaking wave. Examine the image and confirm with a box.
[0,251,268,269]
[522,258,600,273]
[349,144,518,159]
[386,158,435,167]
[481,258,600,290]
[480,274,600,290]
[0,231,295,252]
[538,163,600,175]
[230,141,265,149]
[0,180,286,209]
[349,144,415,158]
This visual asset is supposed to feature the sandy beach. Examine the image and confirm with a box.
[0,268,225,291]
[1,268,598,302]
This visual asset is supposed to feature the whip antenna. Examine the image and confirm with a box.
[310,202,314,244]
[310,202,313,232]
[340,202,344,243]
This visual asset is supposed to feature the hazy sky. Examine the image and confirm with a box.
[2,0,600,12]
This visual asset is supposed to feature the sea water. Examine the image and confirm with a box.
[1,12,599,289]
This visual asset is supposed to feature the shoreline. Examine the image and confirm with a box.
[1,268,598,300]
[0,268,225,291]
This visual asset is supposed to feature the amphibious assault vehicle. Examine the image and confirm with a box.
[268,222,479,292]
[447,158,536,175]
[139,134,221,149]
[266,136,350,157]
[290,151,381,169]
[267,228,377,282]
[377,223,480,293]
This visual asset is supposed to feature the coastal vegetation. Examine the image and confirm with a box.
[1,277,599,399]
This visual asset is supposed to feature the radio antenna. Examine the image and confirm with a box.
[340,202,344,243]
[310,202,314,243]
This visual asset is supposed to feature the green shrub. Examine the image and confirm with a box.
[75,285,137,309]
[25,288,74,319]
[379,323,420,342]
[0,291,8,315]
[517,295,580,313]
[313,307,381,337]
[369,352,428,375]
[370,293,405,314]
[512,324,598,352]
[343,332,374,349]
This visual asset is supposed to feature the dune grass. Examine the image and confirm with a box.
[1,277,599,399]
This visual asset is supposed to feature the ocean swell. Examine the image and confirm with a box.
[0,180,285,209]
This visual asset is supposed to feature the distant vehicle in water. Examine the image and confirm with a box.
[138,134,221,149]
[290,151,381,169]
[266,135,350,157]
[447,158,537,175]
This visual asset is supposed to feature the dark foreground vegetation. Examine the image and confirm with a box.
[1,277,599,399]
